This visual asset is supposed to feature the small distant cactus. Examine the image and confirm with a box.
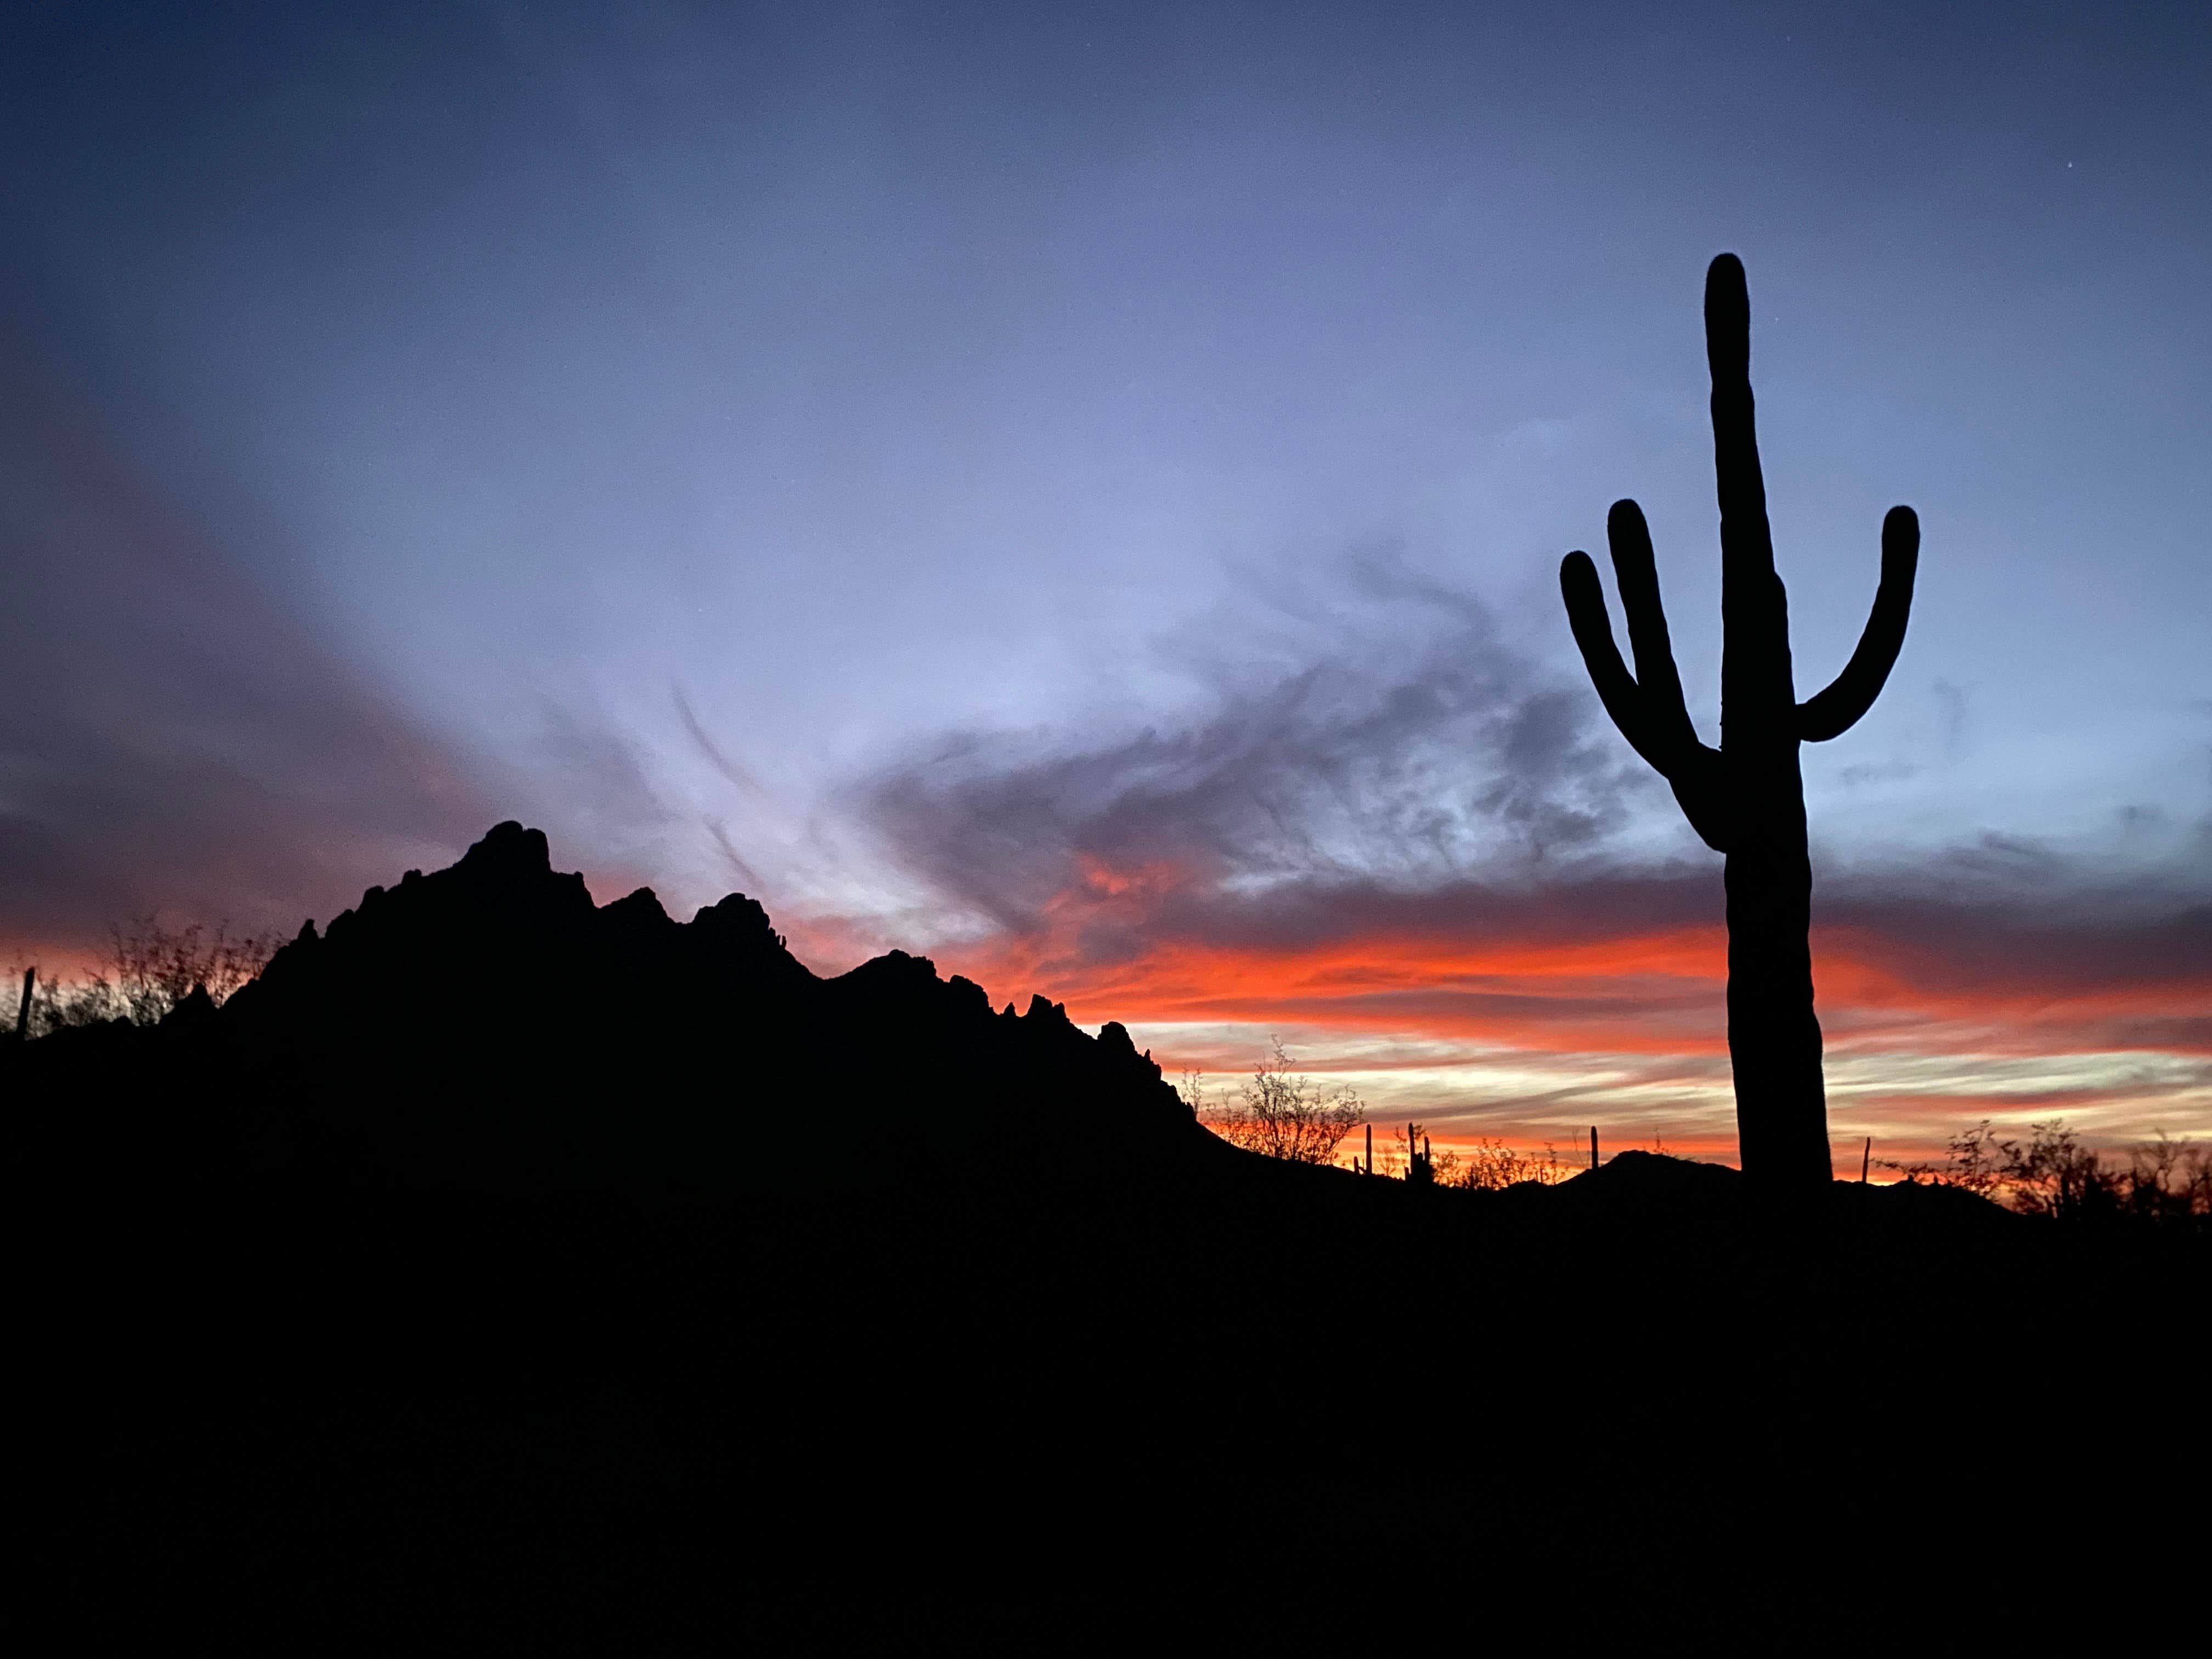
[1559,256,1918,1186]
[1402,1122,1435,1185]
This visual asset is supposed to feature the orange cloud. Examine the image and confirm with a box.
[861,854,2212,1157]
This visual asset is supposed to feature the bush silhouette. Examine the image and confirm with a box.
[6,918,275,1036]
[1888,1118,2210,1231]
[1183,1039,1365,1164]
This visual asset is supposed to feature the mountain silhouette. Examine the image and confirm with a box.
[232,819,1213,1188]
[8,825,2202,1651]
[27,820,1204,1194]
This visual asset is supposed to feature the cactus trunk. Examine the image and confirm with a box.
[1725,820,1829,1184]
[1560,255,1917,1187]
[1711,253,1830,1184]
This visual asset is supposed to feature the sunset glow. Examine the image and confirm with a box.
[859,858,2212,1168]
[10,12,2207,1646]
[4,4,2207,1169]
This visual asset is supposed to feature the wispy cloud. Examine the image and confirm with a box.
[860,552,1660,941]
[843,553,2212,1153]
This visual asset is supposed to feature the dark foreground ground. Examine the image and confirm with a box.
[9,827,2205,1651]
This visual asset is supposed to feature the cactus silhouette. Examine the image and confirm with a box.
[1559,255,1918,1186]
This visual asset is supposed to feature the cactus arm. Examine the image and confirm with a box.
[1796,506,1920,741]
[1605,499,1703,769]
[1560,550,1662,769]
[1561,541,1735,852]
[1600,499,1736,848]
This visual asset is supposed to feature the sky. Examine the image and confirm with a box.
[4,1,2208,1166]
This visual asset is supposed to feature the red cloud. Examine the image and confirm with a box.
[905,855,2211,1065]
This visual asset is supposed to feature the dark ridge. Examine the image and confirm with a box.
[6,825,2200,1650]
[191,820,1203,1190]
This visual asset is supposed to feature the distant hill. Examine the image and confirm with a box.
[7,824,2202,1651]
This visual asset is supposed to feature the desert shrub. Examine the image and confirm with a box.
[1438,1137,1581,1190]
[1182,1041,1366,1165]
[5,918,276,1037]
[1888,1118,2208,1232]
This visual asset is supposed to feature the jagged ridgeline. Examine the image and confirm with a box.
[16,821,1204,1189]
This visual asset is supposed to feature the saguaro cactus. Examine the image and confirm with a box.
[1403,1122,1434,1185]
[1559,255,1918,1186]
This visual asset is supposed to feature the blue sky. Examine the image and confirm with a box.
[4,2,2208,1155]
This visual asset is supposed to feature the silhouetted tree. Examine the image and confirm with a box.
[1889,1119,2209,1232]
[2124,1131,2212,1226]
[1560,255,1918,1186]
[1883,1119,2012,1203]
[1990,1120,2107,1221]
[1183,1041,1366,1164]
